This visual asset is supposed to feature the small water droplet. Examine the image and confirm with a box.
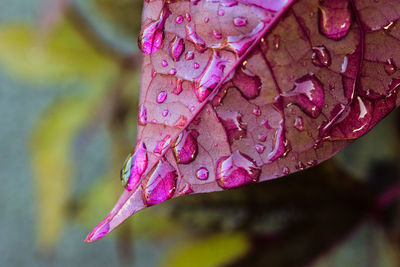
[258,134,267,142]
[162,110,169,117]
[273,34,281,50]
[173,115,188,129]
[175,15,184,24]
[255,144,265,154]
[178,184,193,195]
[384,58,397,75]
[173,79,183,95]
[157,91,167,103]
[294,116,304,131]
[319,0,351,40]
[143,158,177,206]
[172,130,198,164]
[204,17,210,23]
[168,68,177,75]
[218,9,225,16]
[194,62,200,69]
[312,46,331,67]
[138,104,147,126]
[185,51,194,60]
[282,167,290,175]
[162,60,168,67]
[252,107,261,116]
[213,30,222,39]
[216,150,261,189]
[196,167,209,180]
[295,161,306,170]
[220,0,238,7]
[185,13,192,22]
[233,16,248,27]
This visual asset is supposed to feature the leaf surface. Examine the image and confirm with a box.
[86,0,400,242]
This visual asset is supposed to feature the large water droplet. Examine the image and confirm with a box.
[138,104,147,126]
[193,51,229,102]
[172,130,198,164]
[267,119,286,162]
[232,68,261,100]
[120,141,148,191]
[185,25,206,52]
[143,158,177,206]
[312,46,331,67]
[319,0,352,40]
[138,7,170,54]
[217,110,247,143]
[282,74,324,118]
[216,150,261,189]
[169,36,185,62]
[196,167,209,180]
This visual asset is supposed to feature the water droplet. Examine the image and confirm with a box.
[185,25,206,52]
[258,134,267,142]
[172,130,198,164]
[138,104,147,126]
[267,119,286,162]
[175,15,184,24]
[154,135,172,154]
[162,110,169,117]
[178,184,193,195]
[173,79,183,95]
[216,150,261,189]
[218,9,225,16]
[253,107,261,116]
[196,167,209,180]
[294,116,304,131]
[143,158,177,206]
[185,13,192,22]
[319,0,351,40]
[213,30,222,39]
[281,74,324,118]
[169,36,185,62]
[232,68,261,100]
[307,160,317,167]
[168,68,177,75]
[185,51,194,60]
[255,144,265,154]
[193,51,229,102]
[233,16,248,27]
[162,60,168,67]
[194,62,200,69]
[311,46,331,67]
[157,91,167,103]
[138,7,169,54]
[220,0,238,7]
[173,115,188,129]
[384,58,397,75]
[282,167,290,175]
[295,161,306,170]
[204,17,210,23]
[120,141,148,191]
[273,34,281,50]
[218,110,247,143]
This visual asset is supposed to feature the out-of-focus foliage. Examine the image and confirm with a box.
[1,1,400,267]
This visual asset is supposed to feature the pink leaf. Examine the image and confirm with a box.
[85,0,400,242]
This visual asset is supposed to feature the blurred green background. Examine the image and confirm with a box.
[1,1,400,266]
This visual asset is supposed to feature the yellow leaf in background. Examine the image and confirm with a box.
[31,98,92,249]
[0,19,116,83]
[164,233,250,267]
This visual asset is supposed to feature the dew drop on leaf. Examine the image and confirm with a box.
[120,141,148,191]
[172,130,198,164]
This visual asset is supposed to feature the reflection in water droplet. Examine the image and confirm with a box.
[312,46,331,67]
[255,144,265,154]
[138,104,147,126]
[282,74,324,118]
[172,130,198,164]
[185,51,194,60]
[157,91,167,103]
[319,0,351,40]
[175,15,184,24]
[218,110,247,143]
[216,150,261,189]
[120,141,148,191]
[143,158,177,206]
[162,60,168,67]
[196,167,209,180]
